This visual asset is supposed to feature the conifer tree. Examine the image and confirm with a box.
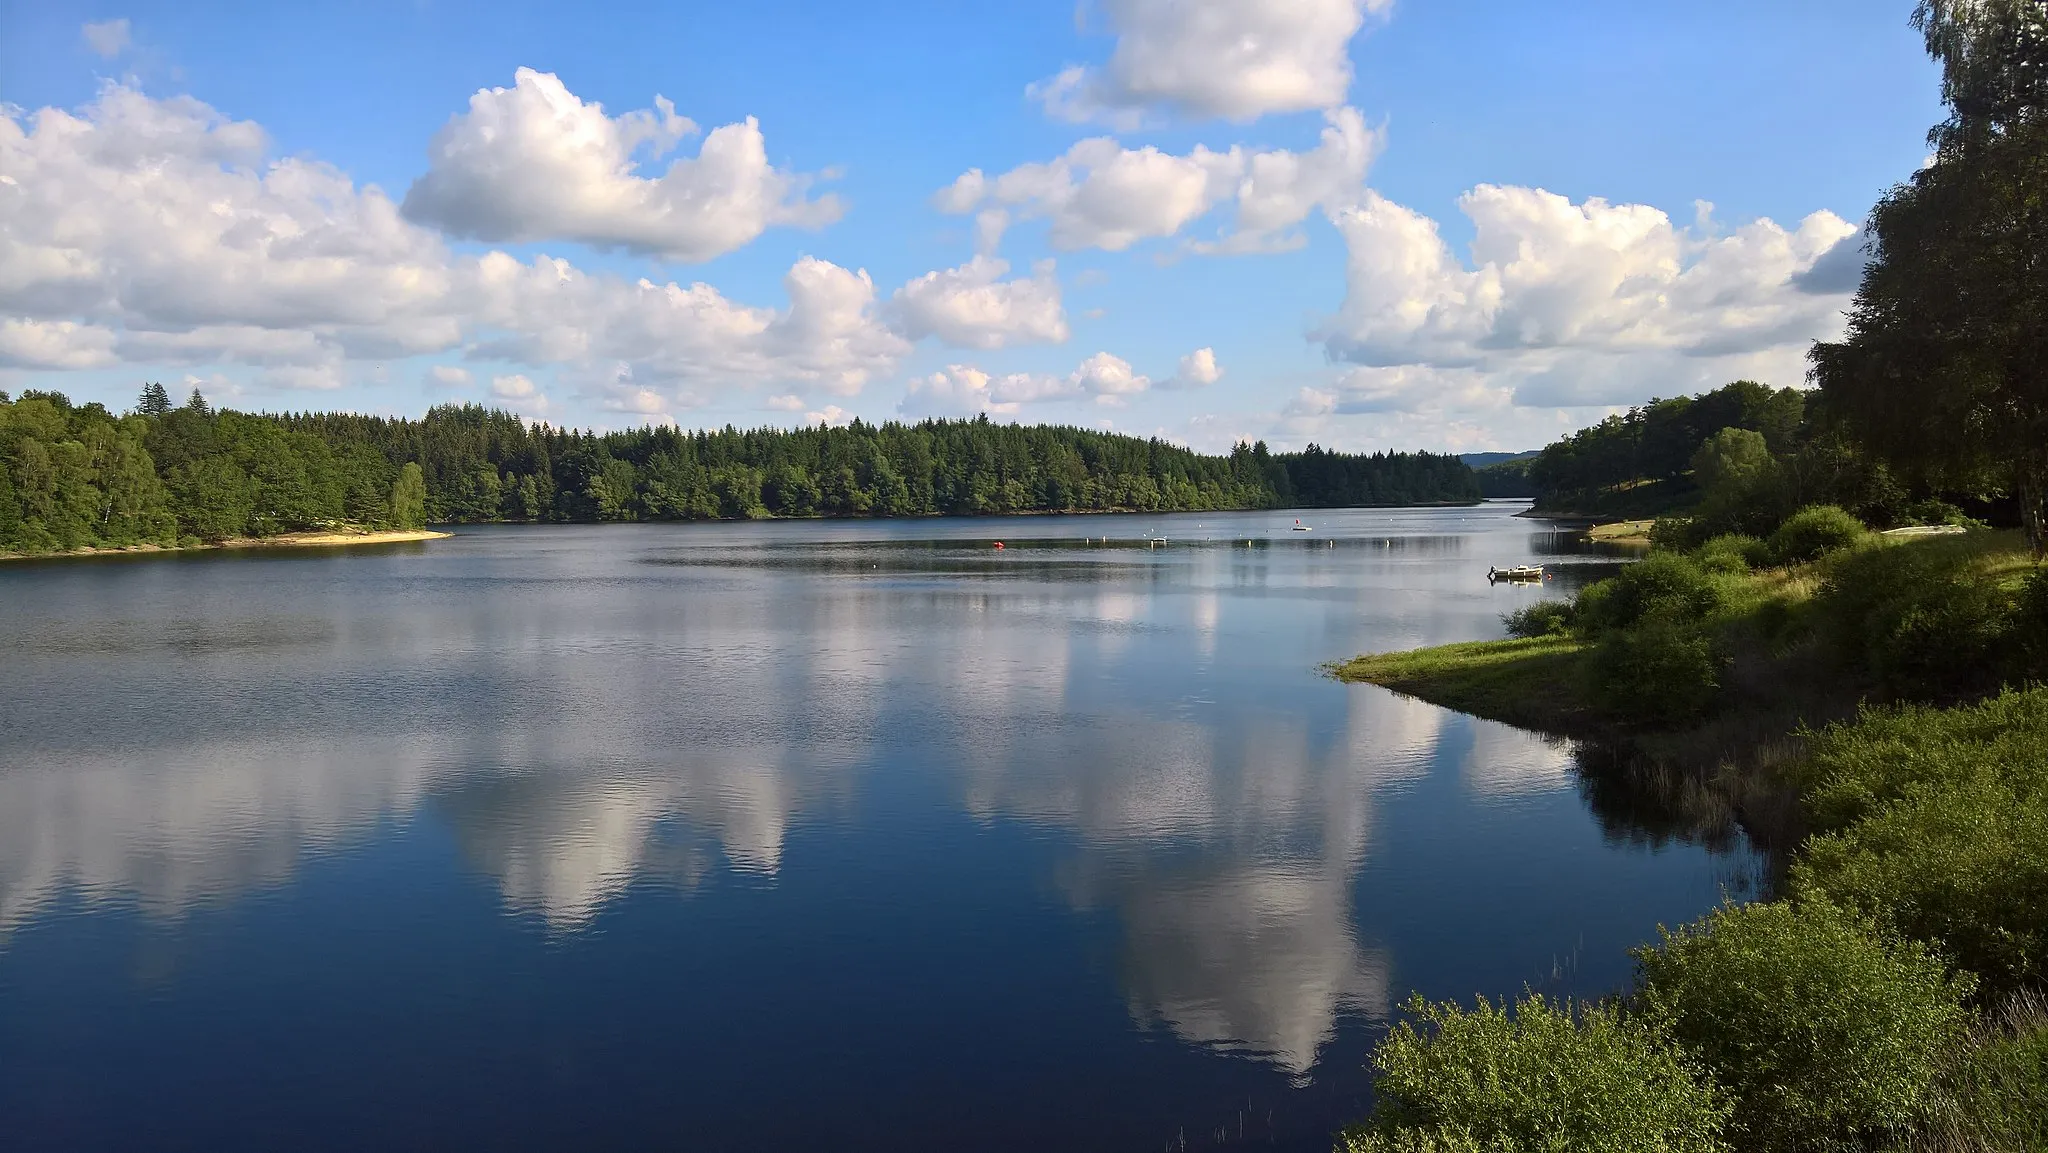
[137,382,173,417]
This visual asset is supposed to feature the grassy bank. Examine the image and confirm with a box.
[1329,637,1595,736]
[1332,517,2048,1152]
[0,527,451,563]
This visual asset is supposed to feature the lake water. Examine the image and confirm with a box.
[0,504,1754,1152]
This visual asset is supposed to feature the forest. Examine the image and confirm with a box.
[1517,378,1993,534]
[0,383,1479,554]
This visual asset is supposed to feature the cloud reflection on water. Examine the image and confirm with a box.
[0,511,1605,1085]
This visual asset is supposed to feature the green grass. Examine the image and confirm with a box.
[1328,636,1595,735]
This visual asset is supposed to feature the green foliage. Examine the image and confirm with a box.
[1340,1126,1495,1153]
[1635,899,1974,1151]
[1796,778,2048,993]
[1353,993,1730,1153]
[1474,456,1537,499]
[388,462,427,530]
[1588,609,1722,723]
[1691,428,1774,498]
[1575,552,1726,635]
[1693,534,1763,576]
[1793,689,2048,834]
[1810,1,2048,554]
[1815,538,2036,695]
[1928,1001,2048,1153]
[1765,505,1866,566]
[136,381,172,417]
[1502,600,1575,639]
[1529,380,1804,506]
[1781,689,2048,993]
[2,395,1484,555]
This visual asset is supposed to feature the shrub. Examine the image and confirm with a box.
[1918,995,2048,1153]
[1575,552,1725,635]
[1692,534,1762,576]
[1355,993,1729,1153]
[1899,498,1977,528]
[2018,567,2048,678]
[1793,780,2048,992]
[1589,609,1722,723]
[1634,899,1974,1151]
[1765,505,1866,566]
[1339,1126,1493,1153]
[1651,515,1705,552]
[1815,540,2022,695]
[1792,690,2048,834]
[1502,599,1575,639]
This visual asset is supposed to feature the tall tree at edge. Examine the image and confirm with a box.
[1810,0,2048,555]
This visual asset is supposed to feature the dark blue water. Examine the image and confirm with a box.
[0,505,1751,1153]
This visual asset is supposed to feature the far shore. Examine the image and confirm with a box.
[0,528,451,564]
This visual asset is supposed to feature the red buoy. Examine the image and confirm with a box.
[993,541,1004,549]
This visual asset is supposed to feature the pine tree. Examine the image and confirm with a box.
[185,388,211,416]
[137,382,173,417]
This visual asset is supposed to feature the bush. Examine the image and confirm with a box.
[1817,541,2021,695]
[1340,1126,1493,1153]
[1502,599,1576,639]
[1765,505,1866,566]
[1899,498,1978,529]
[1590,609,1722,722]
[1651,515,1706,552]
[1793,780,2048,992]
[1943,1012,2048,1152]
[1692,534,1763,576]
[1354,993,1730,1153]
[1792,690,2048,834]
[1634,899,1973,1151]
[1575,552,1725,635]
[2019,567,2048,677]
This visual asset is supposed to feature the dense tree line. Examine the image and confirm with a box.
[1525,380,1807,500]
[1520,378,1973,529]
[0,387,1478,553]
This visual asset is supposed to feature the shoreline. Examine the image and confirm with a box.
[0,529,452,563]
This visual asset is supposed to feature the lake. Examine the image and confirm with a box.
[0,504,1754,1152]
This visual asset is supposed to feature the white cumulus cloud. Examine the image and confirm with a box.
[900,364,1014,419]
[898,351,1157,418]
[890,256,1069,349]
[937,108,1377,254]
[1166,346,1223,389]
[0,82,909,410]
[1317,185,1859,407]
[0,318,118,369]
[1032,0,1390,124]
[401,68,841,263]
[489,373,552,417]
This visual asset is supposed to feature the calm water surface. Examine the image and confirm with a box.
[0,505,1752,1152]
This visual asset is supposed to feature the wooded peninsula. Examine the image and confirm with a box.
[0,387,1480,558]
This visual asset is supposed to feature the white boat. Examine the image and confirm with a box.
[1292,519,1311,532]
[1488,564,1545,581]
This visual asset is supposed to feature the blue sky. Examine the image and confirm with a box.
[0,0,1941,452]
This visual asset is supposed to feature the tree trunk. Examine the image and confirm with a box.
[2022,459,2047,561]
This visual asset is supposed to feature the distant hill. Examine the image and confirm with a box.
[1457,451,1541,468]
